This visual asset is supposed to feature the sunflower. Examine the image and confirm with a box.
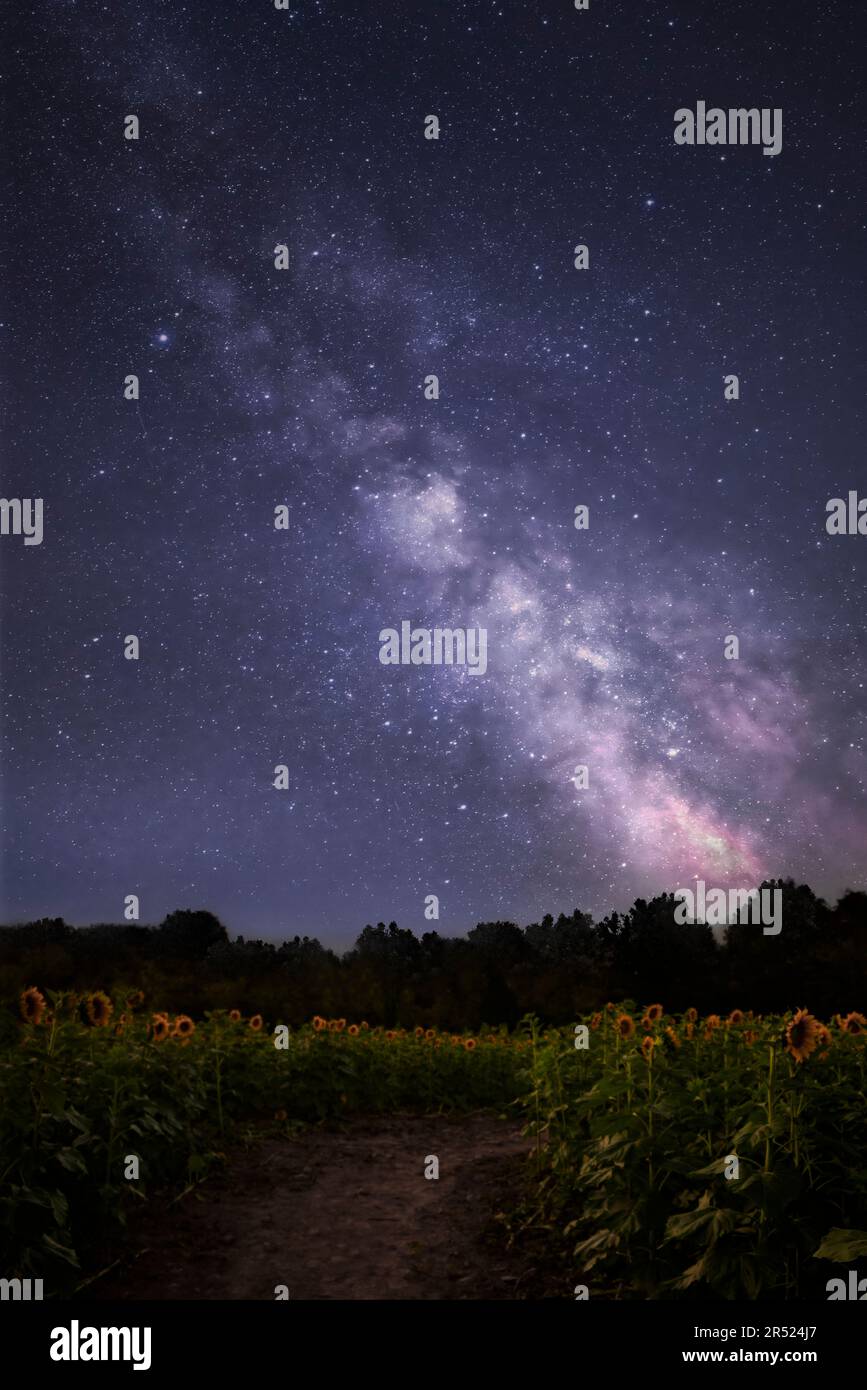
[125,990,145,1010]
[335,1018,346,1033]
[840,1011,867,1036]
[19,986,46,1025]
[275,1109,288,1122]
[786,1008,819,1064]
[590,1012,602,1030]
[151,1014,170,1042]
[727,1009,744,1025]
[249,1014,263,1032]
[645,1003,664,1022]
[685,1021,695,1040]
[664,1025,681,1051]
[173,1014,195,1038]
[229,1009,242,1023]
[348,1024,359,1036]
[615,1013,635,1040]
[414,1026,424,1039]
[641,1016,654,1032]
[464,1038,477,1051]
[685,1007,698,1024]
[360,1021,370,1031]
[385,1030,396,1041]
[86,991,114,1027]
[743,1029,757,1046]
[641,1035,655,1062]
[424,1028,436,1041]
[816,1024,831,1048]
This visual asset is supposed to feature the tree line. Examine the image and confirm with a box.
[1,879,864,1033]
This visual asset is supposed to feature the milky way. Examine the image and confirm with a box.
[3,1,866,944]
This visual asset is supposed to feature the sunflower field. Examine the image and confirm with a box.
[1,987,865,1298]
[0,989,521,1290]
[513,1003,867,1299]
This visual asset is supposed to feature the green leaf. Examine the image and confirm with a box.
[813,1228,867,1261]
[42,1232,80,1267]
[56,1147,88,1175]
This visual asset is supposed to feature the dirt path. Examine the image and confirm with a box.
[89,1112,536,1300]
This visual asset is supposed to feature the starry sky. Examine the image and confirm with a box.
[3,0,866,947]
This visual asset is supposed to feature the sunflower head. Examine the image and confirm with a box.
[727,1009,744,1025]
[229,1009,242,1023]
[335,1018,346,1032]
[86,991,114,1028]
[685,1007,698,1024]
[840,1011,867,1036]
[464,1038,477,1051]
[743,1029,758,1046]
[425,1028,436,1041]
[616,1013,635,1040]
[360,1021,370,1031]
[664,1025,681,1051]
[274,1109,288,1122]
[385,1030,396,1042]
[590,1012,602,1030]
[249,1014,263,1032]
[348,1024,359,1036]
[641,1035,655,1062]
[685,1021,695,1040]
[173,1014,195,1038]
[645,1003,664,1022]
[414,1026,424,1039]
[786,1008,819,1063]
[125,990,145,1010]
[151,1014,170,1042]
[19,986,47,1025]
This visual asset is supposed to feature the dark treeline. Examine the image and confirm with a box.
[1,879,864,1032]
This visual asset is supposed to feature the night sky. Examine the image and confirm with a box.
[3,1,866,947]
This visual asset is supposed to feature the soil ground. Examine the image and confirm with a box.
[88,1111,541,1300]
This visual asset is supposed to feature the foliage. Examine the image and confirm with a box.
[2,882,866,1027]
[0,994,520,1291]
[512,1005,867,1299]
